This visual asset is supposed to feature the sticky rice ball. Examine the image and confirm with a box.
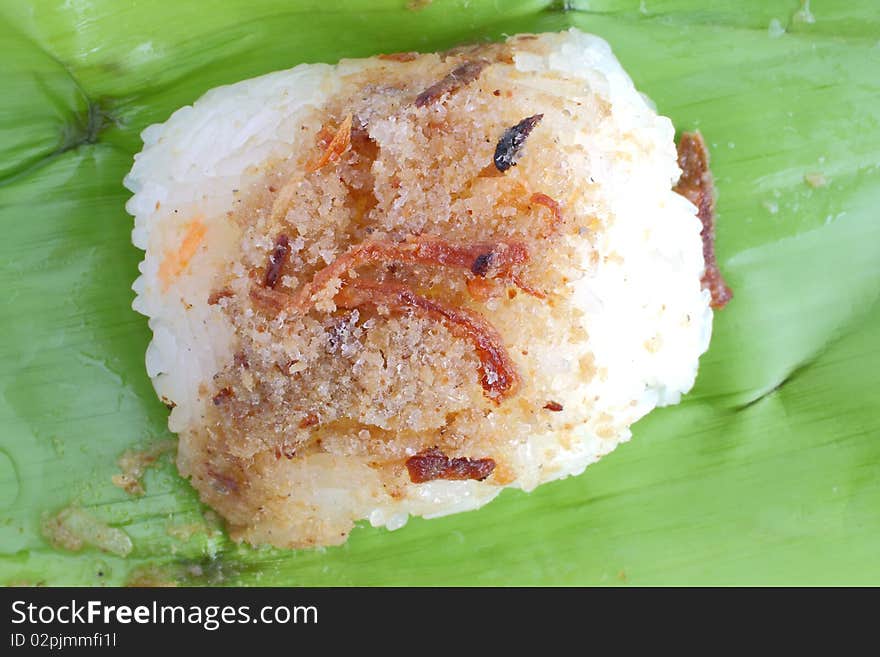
[125,29,713,548]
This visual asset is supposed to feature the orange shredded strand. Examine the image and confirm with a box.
[308,114,353,172]
[530,192,564,235]
[291,236,533,311]
[335,279,521,402]
[465,276,495,301]
[510,274,546,300]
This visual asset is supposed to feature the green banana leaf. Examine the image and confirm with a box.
[1,0,878,586]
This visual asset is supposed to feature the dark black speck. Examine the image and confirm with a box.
[493,114,543,172]
[471,252,495,277]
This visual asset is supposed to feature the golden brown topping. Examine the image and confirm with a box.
[414,60,489,108]
[543,401,563,412]
[335,279,521,402]
[308,114,353,172]
[494,114,543,172]
[291,236,532,311]
[673,131,732,309]
[405,447,496,483]
[263,234,291,289]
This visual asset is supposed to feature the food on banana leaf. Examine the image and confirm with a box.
[125,28,725,548]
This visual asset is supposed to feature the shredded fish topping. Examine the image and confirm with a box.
[291,236,537,311]
[405,447,496,483]
[673,132,732,309]
[414,60,489,107]
[529,192,564,235]
[335,279,521,401]
[308,114,353,172]
[263,234,291,288]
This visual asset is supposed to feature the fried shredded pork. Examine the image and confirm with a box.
[529,192,564,235]
[673,131,732,309]
[405,447,496,483]
[263,234,291,288]
[308,114,353,171]
[335,279,521,401]
[414,60,489,107]
[291,236,535,311]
